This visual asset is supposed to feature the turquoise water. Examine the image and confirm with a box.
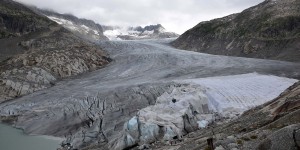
[0,123,62,150]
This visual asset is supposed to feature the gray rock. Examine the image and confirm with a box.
[295,129,300,149]
[215,145,225,150]
[138,144,150,150]
[227,143,239,149]
[257,124,300,150]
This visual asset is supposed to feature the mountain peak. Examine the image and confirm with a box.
[103,24,178,40]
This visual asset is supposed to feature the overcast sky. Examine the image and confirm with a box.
[16,0,264,34]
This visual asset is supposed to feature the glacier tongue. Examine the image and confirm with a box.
[183,73,298,117]
[114,73,298,149]
[138,84,209,138]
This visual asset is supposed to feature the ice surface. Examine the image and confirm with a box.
[182,73,298,116]
[125,73,298,144]
[197,120,209,128]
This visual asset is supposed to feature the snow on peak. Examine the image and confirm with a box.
[103,24,178,40]
[46,15,104,40]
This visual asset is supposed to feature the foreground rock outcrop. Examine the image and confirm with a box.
[0,0,111,102]
[172,0,300,62]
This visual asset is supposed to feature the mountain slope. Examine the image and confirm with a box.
[0,0,111,102]
[103,24,179,40]
[33,9,109,42]
[172,0,300,62]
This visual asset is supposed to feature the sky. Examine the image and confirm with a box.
[16,0,264,34]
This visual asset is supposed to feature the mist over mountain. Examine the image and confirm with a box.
[0,1,300,150]
[31,8,109,41]
[103,24,179,40]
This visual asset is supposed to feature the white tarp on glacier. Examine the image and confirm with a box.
[182,73,298,117]
[117,73,298,148]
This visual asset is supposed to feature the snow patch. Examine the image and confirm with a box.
[197,120,209,128]
[93,30,99,35]
[48,16,73,26]
[104,29,124,40]
[46,16,101,37]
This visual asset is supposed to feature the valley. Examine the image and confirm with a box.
[1,0,300,150]
[1,39,300,149]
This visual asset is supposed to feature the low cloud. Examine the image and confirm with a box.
[16,0,263,34]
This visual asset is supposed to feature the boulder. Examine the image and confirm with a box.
[257,124,300,150]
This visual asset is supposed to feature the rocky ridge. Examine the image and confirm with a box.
[172,0,300,62]
[36,9,109,42]
[103,24,179,40]
[0,0,111,103]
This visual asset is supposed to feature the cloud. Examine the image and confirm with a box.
[15,0,264,34]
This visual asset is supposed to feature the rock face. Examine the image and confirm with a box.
[103,24,179,40]
[258,124,300,150]
[0,0,53,39]
[172,0,300,62]
[0,0,111,103]
[34,9,109,41]
[0,0,55,61]
[0,67,56,101]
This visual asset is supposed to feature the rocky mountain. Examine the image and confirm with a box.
[103,24,179,40]
[172,0,300,62]
[33,9,109,41]
[0,0,111,102]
